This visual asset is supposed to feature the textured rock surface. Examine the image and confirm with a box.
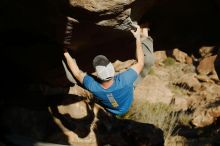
[1,0,220,145]
[1,95,164,146]
[1,0,220,87]
[133,48,220,129]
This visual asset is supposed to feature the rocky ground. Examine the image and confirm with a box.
[128,47,220,145]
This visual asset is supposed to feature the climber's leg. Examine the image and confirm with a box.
[134,29,155,86]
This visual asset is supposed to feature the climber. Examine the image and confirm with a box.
[63,24,146,116]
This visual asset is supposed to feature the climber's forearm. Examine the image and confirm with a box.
[135,37,144,72]
[64,52,86,84]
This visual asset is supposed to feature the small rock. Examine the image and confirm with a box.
[192,110,214,127]
[199,46,215,57]
[186,56,193,64]
[196,74,212,83]
[154,51,167,65]
[197,55,217,75]
[172,48,189,63]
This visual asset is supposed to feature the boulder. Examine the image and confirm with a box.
[197,55,217,75]
[172,48,189,63]
[1,0,220,145]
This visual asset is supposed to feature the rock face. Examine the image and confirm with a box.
[1,0,220,145]
[69,0,134,27]
[1,0,220,87]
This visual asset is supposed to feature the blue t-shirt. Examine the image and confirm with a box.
[83,68,138,115]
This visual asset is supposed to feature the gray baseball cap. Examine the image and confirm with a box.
[93,55,115,81]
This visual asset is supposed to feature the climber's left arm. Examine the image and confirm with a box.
[63,51,86,84]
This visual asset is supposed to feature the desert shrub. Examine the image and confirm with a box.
[178,112,192,127]
[124,101,178,139]
[169,84,189,95]
[163,57,176,66]
[123,100,195,146]
[148,68,155,75]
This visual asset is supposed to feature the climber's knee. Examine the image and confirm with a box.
[142,36,155,75]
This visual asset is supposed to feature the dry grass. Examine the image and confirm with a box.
[123,100,194,145]
[124,101,178,139]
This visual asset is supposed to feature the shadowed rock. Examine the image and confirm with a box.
[0,92,164,146]
[0,0,220,145]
